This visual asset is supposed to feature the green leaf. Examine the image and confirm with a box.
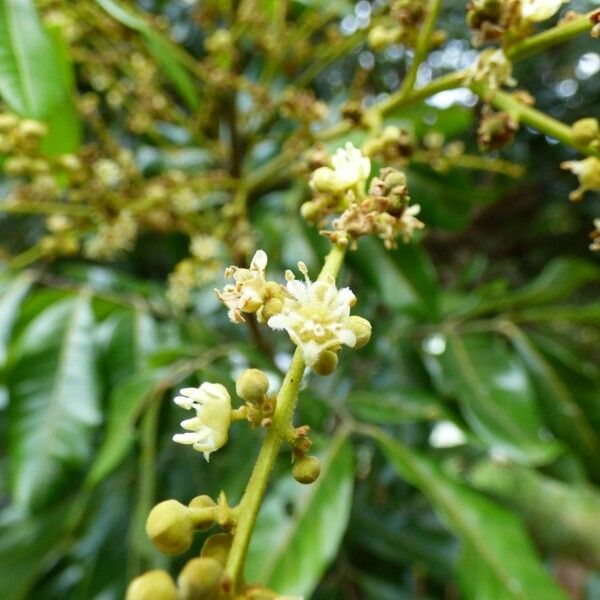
[347,388,451,424]
[506,326,600,477]
[375,431,567,600]
[0,503,70,600]
[0,0,80,153]
[85,370,158,489]
[0,273,33,367]
[95,0,200,110]
[423,332,560,464]
[449,258,600,319]
[245,432,354,598]
[7,294,101,510]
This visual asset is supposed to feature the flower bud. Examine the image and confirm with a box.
[236,368,270,402]
[292,455,321,484]
[571,118,600,147]
[0,113,18,131]
[18,118,47,140]
[312,350,338,376]
[146,500,194,555]
[178,557,223,600]
[260,297,284,322]
[348,316,372,349]
[367,25,401,51]
[126,570,178,600]
[189,495,217,531]
[300,200,320,223]
[200,533,233,567]
[310,166,339,193]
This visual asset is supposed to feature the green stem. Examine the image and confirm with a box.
[223,243,346,592]
[469,82,600,158]
[396,0,443,100]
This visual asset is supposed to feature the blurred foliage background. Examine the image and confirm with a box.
[0,0,599,599]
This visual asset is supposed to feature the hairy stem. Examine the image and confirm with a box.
[224,243,346,592]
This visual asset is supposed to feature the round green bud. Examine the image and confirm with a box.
[260,297,284,322]
[292,455,321,484]
[236,368,270,402]
[201,533,233,567]
[300,200,320,223]
[571,118,600,147]
[382,168,407,190]
[189,495,217,531]
[126,570,178,600]
[312,350,338,376]
[177,557,223,600]
[146,499,194,555]
[348,316,372,349]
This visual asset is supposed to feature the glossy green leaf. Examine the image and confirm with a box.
[95,0,200,110]
[347,388,451,424]
[0,0,80,153]
[85,370,158,489]
[375,431,567,600]
[0,273,33,367]
[245,433,354,597]
[423,332,560,464]
[507,326,600,477]
[7,294,101,510]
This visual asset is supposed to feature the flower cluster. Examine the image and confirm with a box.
[469,48,516,92]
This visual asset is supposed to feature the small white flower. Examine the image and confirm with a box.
[469,49,516,91]
[561,157,600,201]
[267,262,357,367]
[397,204,425,242]
[215,250,268,323]
[172,382,231,461]
[310,142,371,193]
[520,0,568,23]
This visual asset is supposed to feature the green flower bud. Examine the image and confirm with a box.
[189,495,217,531]
[312,350,338,376]
[201,532,233,567]
[178,557,223,600]
[260,297,284,322]
[300,200,320,223]
[126,570,177,600]
[348,316,372,349]
[292,455,321,484]
[146,499,194,555]
[236,368,270,402]
[571,118,600,147]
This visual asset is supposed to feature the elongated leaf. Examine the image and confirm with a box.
[95,0,200,110]
[245,433,354,597]
[507,326,600,477]
[423,332,560,464]
[347,388,451,424]
[7,294,101,510]
[0,273,33,367]
[375,432,567,600]
[0,0,80,152]
[85,370,158,489]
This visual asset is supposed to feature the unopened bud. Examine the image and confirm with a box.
[126,570,177,600]
[348,316,372,349]
[178,557,223,600]
[201,533,233,567]
[189,495,217,530]
[312,350,338,376]
[292,455,321,484]
[236,368,270,402]
[260,297,284,322]
[300,200,320,223]
[146,499,194,555]
[18,119,47,140]
[0,113,18,131]
[571,118,600,147]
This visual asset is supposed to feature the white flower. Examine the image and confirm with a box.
[469,49,516,91]
[310,142,371,193]
[215,250,268,323]
[561,157,600,201]
[172,383,231,461]
[397,204,425,242]
[267,262,357,367]
[521,0,568,23]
